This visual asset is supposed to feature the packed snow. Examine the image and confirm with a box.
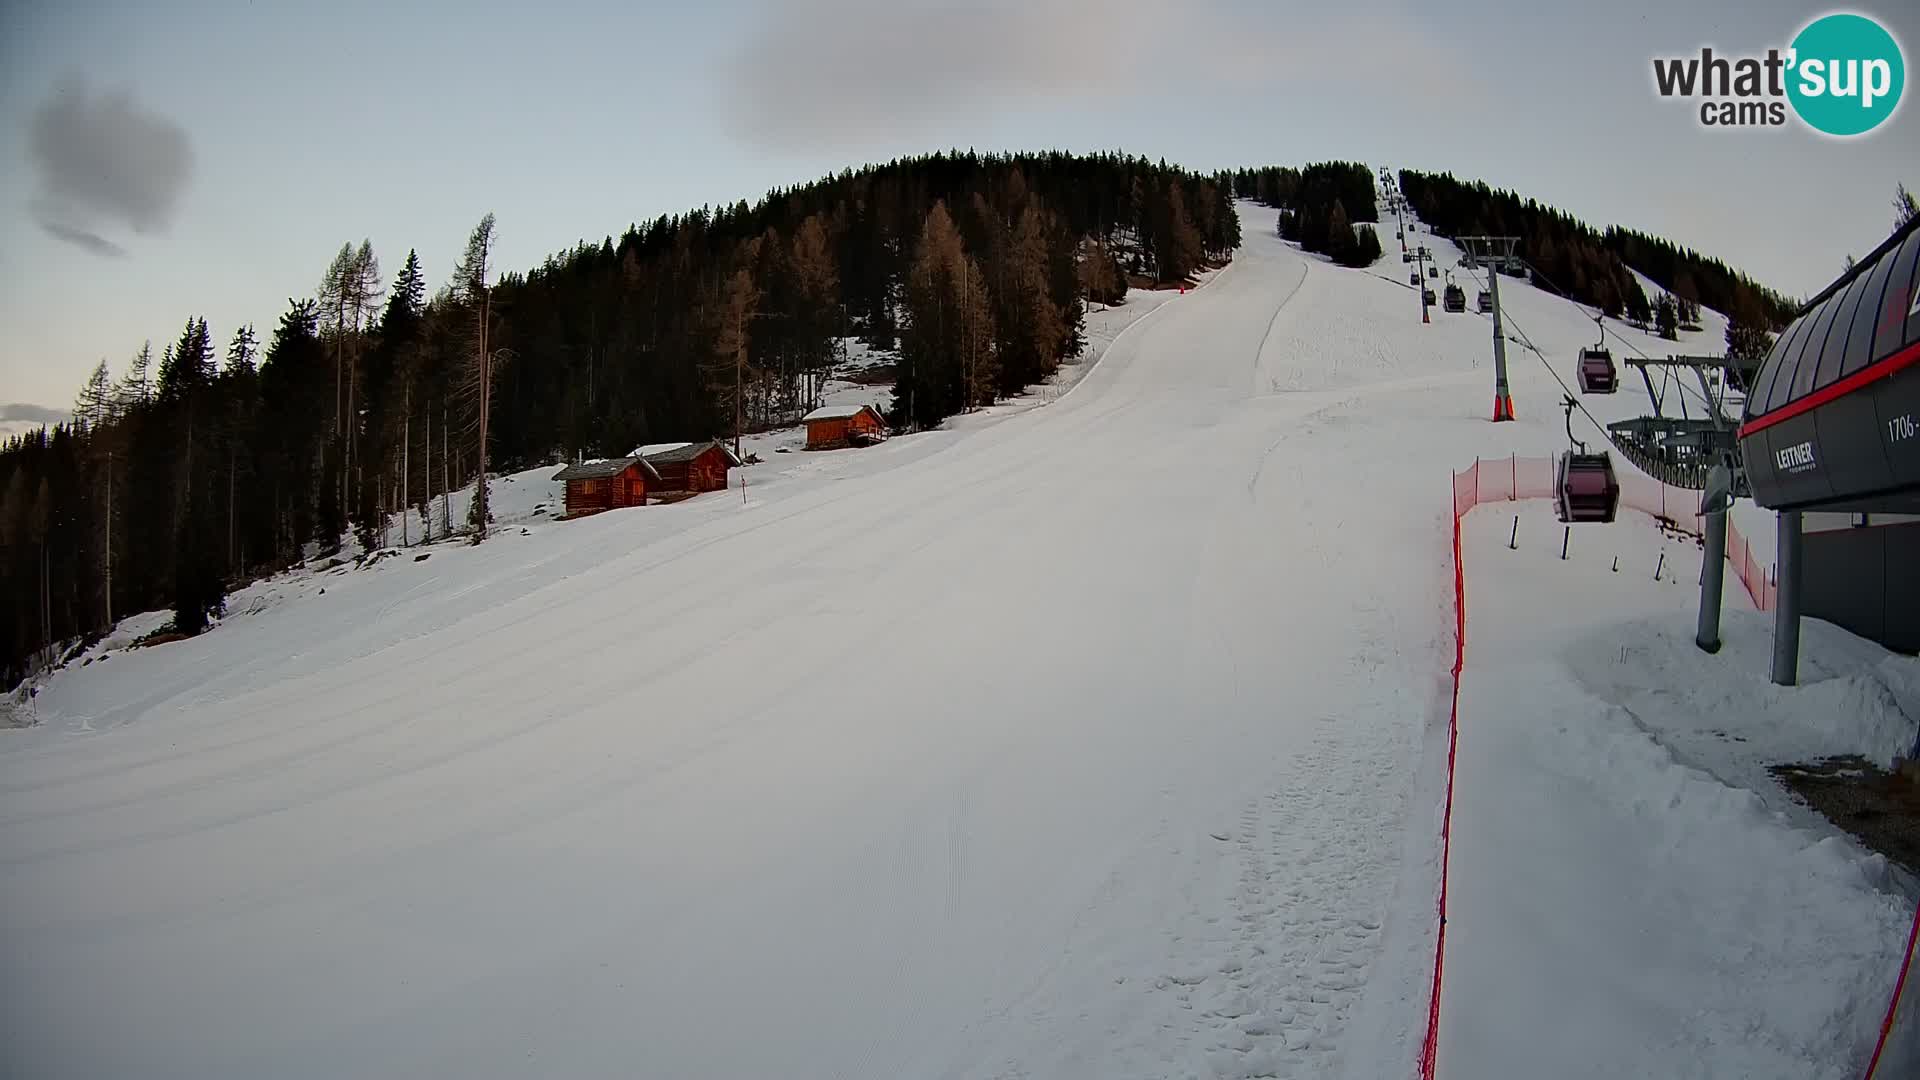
[1444,502,1920,1078]
[2,197,1911,1079]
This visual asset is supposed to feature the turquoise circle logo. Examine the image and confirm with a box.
[1787,13,1905,136]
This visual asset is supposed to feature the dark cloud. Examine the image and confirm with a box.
[27,74,191,256]
[32,212,127,257]
[0,404,70,425]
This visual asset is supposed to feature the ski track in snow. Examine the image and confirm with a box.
[2,198,1894,1079]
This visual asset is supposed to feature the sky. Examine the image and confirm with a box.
[1,0,1915,411]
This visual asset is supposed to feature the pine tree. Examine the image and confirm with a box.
[1325,200,1356,264]
[1625,280,1653,327]
[154,317,226,634]
[1654,293,1679,340]
[1154,180,1203,283]
[451,215,497,541]
[1895,182,1918,231]
[225,324,258,375]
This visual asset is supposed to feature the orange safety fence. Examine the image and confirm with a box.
[1437,456,1916,1079]
[1450,455,1776,612]
[1425,455,1784,1080]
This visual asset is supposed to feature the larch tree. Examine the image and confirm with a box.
[995,202,1067,394]
[897,201,996,429]
[75,360,115,432]
[787,215,841,410]
[704,249,762,459]
[116,342,153,411]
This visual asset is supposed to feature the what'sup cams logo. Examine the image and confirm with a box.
[1652,12,1905,136]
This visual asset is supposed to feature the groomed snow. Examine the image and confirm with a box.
[3,197,1908,1078]
[1444,501,1920,1078]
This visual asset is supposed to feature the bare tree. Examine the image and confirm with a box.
[1896,182,1918,231]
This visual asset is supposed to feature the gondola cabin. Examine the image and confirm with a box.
[1576,347,1618,394]
[1410,270,1420,285]
[1554,451,1620,524]
[1443,284,1466,313]
[804,404,887,450]
[552,456,659,518]
[636,440,741,494]
[1476,290,1493,314]
[1403,251,1412,263]
[1427,266,1438,279]
[1422,288,1437,305]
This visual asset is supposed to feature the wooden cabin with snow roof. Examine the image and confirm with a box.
[635,440,741,495]
[552,456,659,518]
[803,404,886,450]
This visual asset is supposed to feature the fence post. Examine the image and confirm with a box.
[1511,453,1517,499]
[1561,526,1570,561]
[1509,516,1519,550]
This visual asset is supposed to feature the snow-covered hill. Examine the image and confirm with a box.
[2,197,1912,1079]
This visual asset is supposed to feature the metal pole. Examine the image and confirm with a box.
[1696,507,1726,653]
[1488,253,1512,421]
[1771,510,1803,685]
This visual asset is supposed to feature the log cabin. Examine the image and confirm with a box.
[803,404,886,450]
[637,440,741,495]
[552,456,659,518]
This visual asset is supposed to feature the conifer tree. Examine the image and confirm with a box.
[117,342,153,410]
[75,361,115,431]
[451,216,496,541]
[1078,237,1125,308]
[787,216,840,409]
[897,202,995,429]
[994,203,1067,394]
[225,324,258,375]
[1654,293,1679,340]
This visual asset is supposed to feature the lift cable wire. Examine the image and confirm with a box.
[1459,261,1617,448]
[1512,256,1724,418]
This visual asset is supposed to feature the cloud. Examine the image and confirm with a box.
[32,213,127,257]
[723,0,1144,150]
[721,0,1485,152]
[0,404,70,426]
[0,403,72,439]
[26,74,192,256]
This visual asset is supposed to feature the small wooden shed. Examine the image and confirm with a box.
[803,404,886,450]
[638,440,742,495]
[552,456,659,518]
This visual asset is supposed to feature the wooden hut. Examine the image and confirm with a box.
[803,404,886,450]
[552,457,659,518]
[638,440,741,495]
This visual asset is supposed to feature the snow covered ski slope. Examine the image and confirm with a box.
[2,200,1902,1078]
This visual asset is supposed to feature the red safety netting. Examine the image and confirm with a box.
[1449,455,1776,611]
[1424,456,1786,1080]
